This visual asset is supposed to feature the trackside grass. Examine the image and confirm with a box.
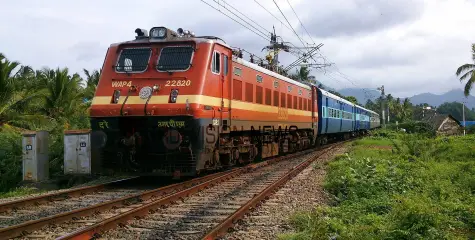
[280,130,475,240]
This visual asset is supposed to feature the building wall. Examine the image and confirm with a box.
[438,118,462,135]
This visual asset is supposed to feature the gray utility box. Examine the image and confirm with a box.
[64,130,92,175]
[22,131,49,182]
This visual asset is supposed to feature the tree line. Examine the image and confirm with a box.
[0,52,100,191]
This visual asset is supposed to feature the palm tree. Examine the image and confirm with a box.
[39,68,84,122]
[83,68,101,103]
[297,66,310,82]
[401,98,413,121]
[289,66,311,83]
[456,43,475,96]
[0,53,46,128]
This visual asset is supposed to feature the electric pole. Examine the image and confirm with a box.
[377,85,385,128]
[462,101,466,136]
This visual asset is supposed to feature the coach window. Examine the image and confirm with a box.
[212,51,220,74]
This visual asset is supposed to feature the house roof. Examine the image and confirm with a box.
[422,113,461,130]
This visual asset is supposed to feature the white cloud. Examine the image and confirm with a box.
[1,0,474,100]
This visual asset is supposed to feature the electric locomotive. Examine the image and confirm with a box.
[90,26,318,178]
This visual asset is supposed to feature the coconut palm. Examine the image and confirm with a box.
[0,53,46,128]
[39,67,84,122]
[83,68,101,102]
[401,98,413,121]
[456,43,475,96]
[289,66,311,83]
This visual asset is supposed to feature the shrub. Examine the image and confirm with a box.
[281,133,475,240]
[0,126,23,192]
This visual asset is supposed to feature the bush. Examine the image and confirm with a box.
[281,132,475,240]
[397,121,436,136]
[0,126,23,192]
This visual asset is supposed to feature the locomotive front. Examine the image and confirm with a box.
[89,27,211,177]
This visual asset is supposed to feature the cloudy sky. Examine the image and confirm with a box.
[1,0,475,99]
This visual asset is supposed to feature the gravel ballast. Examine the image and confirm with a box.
[222,144,349,240]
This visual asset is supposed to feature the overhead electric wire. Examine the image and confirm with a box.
[276,0,323,71]
[200,0,270,42]
[211,0,271,39]
[285,0,315,46]
[271,0,308,48]
[253,0,294,33]
[218,0,270,36]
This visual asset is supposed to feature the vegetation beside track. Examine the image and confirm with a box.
[280,129,475,240]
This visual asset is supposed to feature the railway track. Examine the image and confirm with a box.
[0,177,146,228]
[0,140,348,240]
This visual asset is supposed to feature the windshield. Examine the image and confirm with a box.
[156,46,194,71]
[115,47,152,73]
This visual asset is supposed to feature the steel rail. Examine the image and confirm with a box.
[55,148,317,240]
[201,141,345,239]
[0,176,139,213]
[0,170,235,240]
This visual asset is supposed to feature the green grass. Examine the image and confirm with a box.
[280,132,475,240]
[0,186,41,198]
[352,138,394,147]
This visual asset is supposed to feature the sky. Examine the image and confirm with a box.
[1,0,475,99]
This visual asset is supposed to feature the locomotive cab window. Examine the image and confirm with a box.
[115,47,152,73]
[223,55,228,75]
[211,51,220,74]
[157,46,194,71]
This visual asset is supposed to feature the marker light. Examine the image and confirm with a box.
[169,89,179,103]
[112,90,121,103]
[150,27,167,38]
[152,84,160,92]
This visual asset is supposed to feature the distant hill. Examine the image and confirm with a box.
[317,87,475,109]
[337,88,380,105]
[409,89,475,110]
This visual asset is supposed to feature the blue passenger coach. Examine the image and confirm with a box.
[315,87,380,145]
[316,88,355,144]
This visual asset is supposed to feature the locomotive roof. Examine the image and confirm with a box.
[110,37,218,47]
[232,56,312,90]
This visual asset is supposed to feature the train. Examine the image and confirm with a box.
[89,26,380,178]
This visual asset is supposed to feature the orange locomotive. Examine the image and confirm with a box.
[90,26,318,177]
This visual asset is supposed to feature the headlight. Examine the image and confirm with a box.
[150,27,167,38]
[112,90,121,104]
[169,89,179,103]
